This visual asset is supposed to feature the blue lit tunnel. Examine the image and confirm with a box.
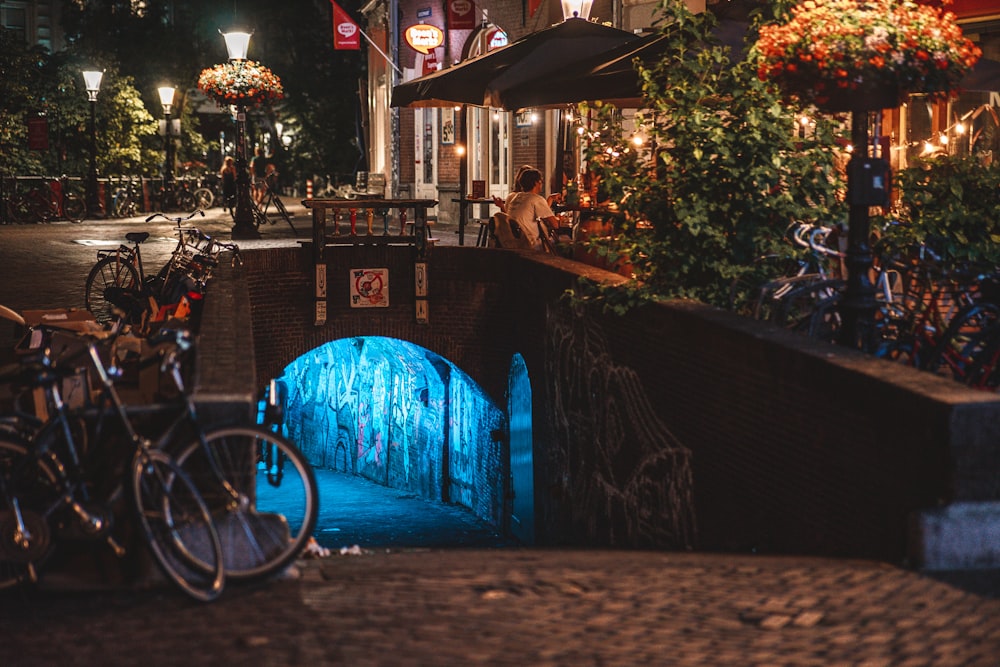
[265,336,532,543]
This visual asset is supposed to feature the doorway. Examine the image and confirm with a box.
[507,353,534,545]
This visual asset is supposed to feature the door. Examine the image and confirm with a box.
[414,108,439,202]
[466,107,510,201]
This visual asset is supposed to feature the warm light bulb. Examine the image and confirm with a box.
[576,126,584,135]
[955,122,966,135]
[632,135,643,147]
[455,144,466,156]
[799,115,810,127]
[922,141,935,155]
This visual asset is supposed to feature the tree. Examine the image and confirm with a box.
[575,0,847,311]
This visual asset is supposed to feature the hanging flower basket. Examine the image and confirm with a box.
[752,0,981,112]
[197,60,284,108]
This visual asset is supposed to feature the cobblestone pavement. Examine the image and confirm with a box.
[1,549,999,667]
[3,203,1000,666]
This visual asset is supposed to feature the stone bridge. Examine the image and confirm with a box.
[196,239,1000,568]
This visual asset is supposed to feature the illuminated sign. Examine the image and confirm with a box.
[486,27,508,50]
[405,23,444,55]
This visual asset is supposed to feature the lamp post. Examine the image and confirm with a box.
[82,69,103,218]
[158,86,176,191]
[223,29,260,239]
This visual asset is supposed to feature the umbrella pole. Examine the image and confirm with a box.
[458,105,468,246]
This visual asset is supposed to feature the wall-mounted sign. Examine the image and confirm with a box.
[350,268,389,307]
[26,117,48,151]
[416,7,432,19]
[448,0,476,30]
[405,23,444,55]
[486,27,508,51]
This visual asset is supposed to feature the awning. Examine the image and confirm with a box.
[390,18,642,109]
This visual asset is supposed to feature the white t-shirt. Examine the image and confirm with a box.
[506,192,555,251]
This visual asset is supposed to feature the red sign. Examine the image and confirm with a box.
[27,117,48,151]
[405,24,444,55]
[422,48,440,75]
[331,0,361,50]
[448,0,476,30]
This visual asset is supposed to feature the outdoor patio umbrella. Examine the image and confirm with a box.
[495,20,749,110]
[390,18,642,109]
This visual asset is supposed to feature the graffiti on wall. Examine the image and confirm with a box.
[277,337,504,523]
[545,306,697,549]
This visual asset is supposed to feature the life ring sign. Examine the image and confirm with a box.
[350,268,389,308]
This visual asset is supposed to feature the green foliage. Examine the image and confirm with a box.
[576,0,846,309]
[878,155,1000,267]
[5,0,363,185]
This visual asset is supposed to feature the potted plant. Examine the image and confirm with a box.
[752,0,981,111]
[197,60,284,108]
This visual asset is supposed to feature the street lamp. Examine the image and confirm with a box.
[158,85,176,190]
[82,69,103,218]
[222,29,260,239]
[561,0,593,20]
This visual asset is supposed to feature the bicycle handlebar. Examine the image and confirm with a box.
[144,209,206,224]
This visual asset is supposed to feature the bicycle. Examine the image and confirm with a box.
[151,179,197,213]
[0,328,225,600]
[110,175,142,219]
[83,210,240,329]
[4,176,85,224]
[253,177,297,234]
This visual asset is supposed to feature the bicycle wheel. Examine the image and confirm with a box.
[176,190,197,213]
[112,191,136,218]
[193,187,214,210]
[63,194,85,222]
[174,427,318,581]
[130,448,224,602]
[0,437,60,591]
[7,194,33,224]
[84,255,141,324]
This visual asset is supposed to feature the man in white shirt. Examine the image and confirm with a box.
[504,168,560,251]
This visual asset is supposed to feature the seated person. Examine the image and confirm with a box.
[504,167,560,252]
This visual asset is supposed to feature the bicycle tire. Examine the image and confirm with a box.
[130,448,225,602]
[962,325,1000,390]
[173,427,318,581]
[176,190,197,213]
[112,192,136,219]
[84,255,141,324]
[0,437,60,591]
[63,194,85,222]
[8,195,33,224]
[193,187,214,210]
[925,303,1000,376]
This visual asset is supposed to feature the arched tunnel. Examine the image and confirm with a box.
[265,336,533,549]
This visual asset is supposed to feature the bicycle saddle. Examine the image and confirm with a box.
[125,232,150,244]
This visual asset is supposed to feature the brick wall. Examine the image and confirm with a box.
[200,243,1000,562]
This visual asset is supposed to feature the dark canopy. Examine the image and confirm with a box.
[390,18,641,109]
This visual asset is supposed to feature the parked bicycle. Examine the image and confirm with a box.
[250,176,296,233]
[109,175,143,219]
[83,210,242,331]
[3,176,85,224]
[0,327,225,600]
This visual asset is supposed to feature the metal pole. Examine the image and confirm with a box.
[836,110,877,351]
[86,100,100,218]
[163,108,174,188]
[232,103,260,239]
